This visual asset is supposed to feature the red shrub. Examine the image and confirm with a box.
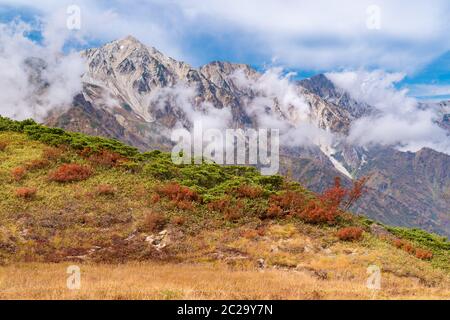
[150,193,161,204]
[320,177,347,207]
[174,200,194,211]
[11,167,26,181]
[299,201,340,223]
[43,147,63,161]
[393,239,405,249]
[0,141,7,151]
[402,242,415,254]
[15,187,37,199]
[208,196,243,221]
[141,210,166,232]
[26,159,50,171]
[224,200,244,222]
[235,184,263,199]
[171,215,186,226]
[207,196,231,213]
[48,164,92,182]
[270,191,305,211]
[266,204,284,219]
[88,150,125,167]
[415,248,433,260]
[155,182,199,202]
[392,238,428,257]
[95,184,116,196]
[344,176,370,210]
[336,226,364,241]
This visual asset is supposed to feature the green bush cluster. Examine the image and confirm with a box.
[0,116,285,202]
[387,226,450,271]
[0,116,139,157]
[386,226,450,251]
[141,150,284,201]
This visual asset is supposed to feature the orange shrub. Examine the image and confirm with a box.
[0,141,7,151]
[15,187,37,199]
[393,238,405,249]
[155,182,199,202]
[298,201,340,223]
[43,147,63,161]
[393,239,415,253]
[141,210,166,233]
[150,193,161,204]
[256,226,267,236]
[415,248,433,260]
[48,164,92,183]
[235,184,263,199]
[336,227,364,241]
[241,229,259,239]
[26,159,50,171]
[224,200,244,222]
[270,191,305,211]
[402,242,415,254]
[171,215,186,226]
[266,204,283,219]
[207,196,244,221]
[173,200,194,211]
[88,150,125,167]
[11,167,26,181]
[391,238,430,258]
[95,184,116,196]
[266,176,368,224]
[207,196,231,213]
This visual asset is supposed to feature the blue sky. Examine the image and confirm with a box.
[1,0,450,100]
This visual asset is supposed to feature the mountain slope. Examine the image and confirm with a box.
[40,36,450,237]
[0,119,449,299]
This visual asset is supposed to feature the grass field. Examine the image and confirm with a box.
[1,262,449,300]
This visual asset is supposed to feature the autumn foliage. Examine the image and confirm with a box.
[43,147,63,161]
[337,227,364,241]
[154,182,200,211]
[208,196,244,221]
[48,164,92,182]
[415,248,433,260]
[155,182,199,202]
[0,141,7,151]
[26,159,50,171]
[11,167,26,181]
[392,238,433,260]
[265,176,369,224]
[235,184,263,199]
[86,149,126,167]
[15,187,37,199]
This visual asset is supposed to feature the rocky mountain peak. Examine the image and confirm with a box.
[299,74,372,119]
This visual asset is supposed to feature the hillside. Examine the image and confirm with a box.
[0,116,449,299]
[40,36,450,237]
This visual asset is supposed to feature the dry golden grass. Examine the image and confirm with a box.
[0,262,449,300]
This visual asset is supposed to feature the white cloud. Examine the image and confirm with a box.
[0,21,85,121]
[232,67,335,147]
[327,70,450,154]
[1,0,449,71]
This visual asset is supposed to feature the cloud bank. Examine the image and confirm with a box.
[327,70,450,154]
[0,21,85,121]
[1,0,450,72]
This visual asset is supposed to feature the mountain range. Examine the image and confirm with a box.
[37,36,450,237]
